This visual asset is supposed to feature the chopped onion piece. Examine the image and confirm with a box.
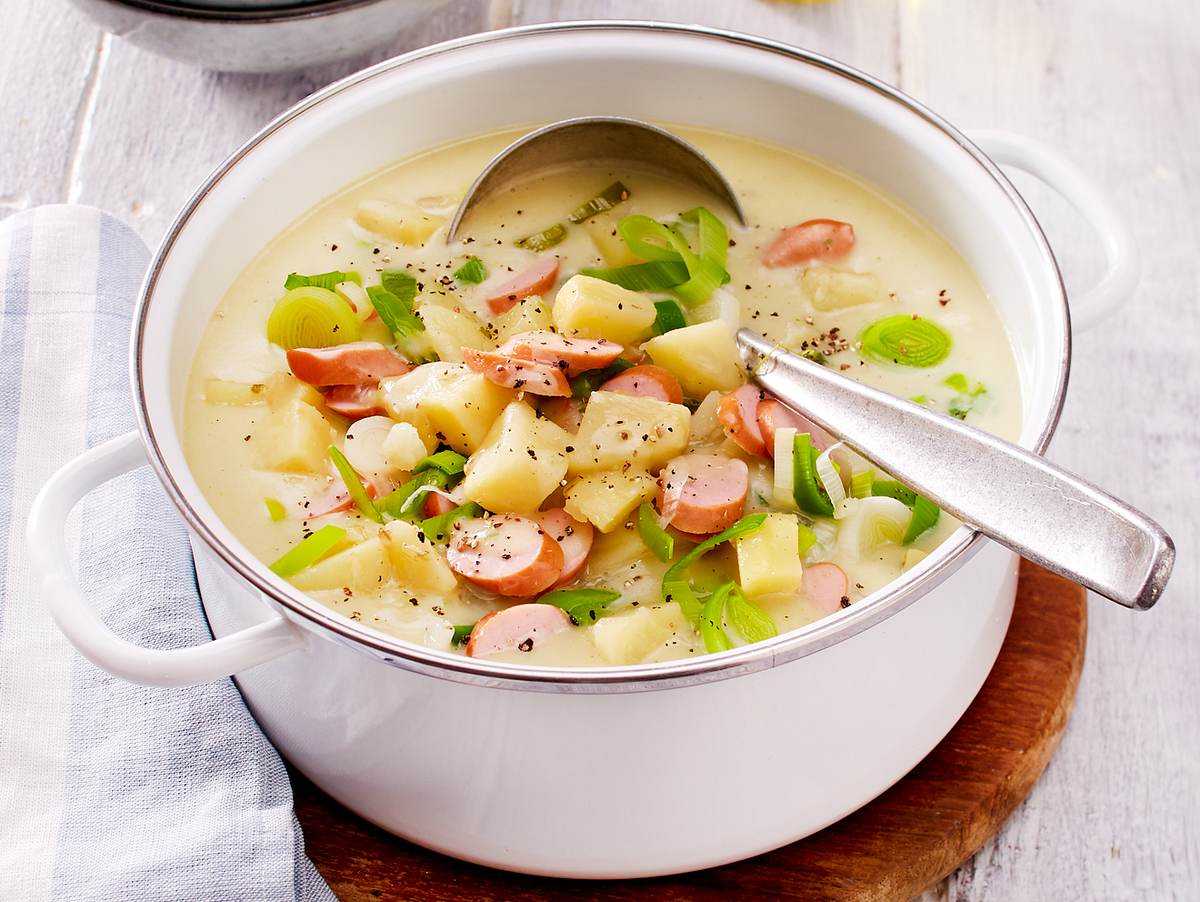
[815,443,848,511]
[772,426,799,510]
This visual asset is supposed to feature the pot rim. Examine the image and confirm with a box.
[132,20,1070,692]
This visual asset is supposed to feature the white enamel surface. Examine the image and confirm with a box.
[120,25,1079,875]
[196,535,1016,877]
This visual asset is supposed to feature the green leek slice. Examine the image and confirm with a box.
[871,480,918,507]
[419,501,481,544]
[724,583,778,644]
[413,449,468,476]
[792,433,835,517]
[903,495,941,545]
[269,525,346,577]
[284,270,361,291]
[453,257,487,284]
[451,624,475,645]
[568,181,630,223]
[266,286,360,350]
[662,514,767,586]
[859,314,952,368]
[376,469,450,521]
[652,299,687,335]
[264,497,287,522]
[569,358,633,399]
[329,446,382,524]
[797,522,818,557]
[578,260,690,292]
[699,585,734,653]
[540,587,621,625]
[515,223,567,252]
[636,501,674,562]
[850,470,875,499]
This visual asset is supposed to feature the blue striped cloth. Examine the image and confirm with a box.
[0,206,335,902]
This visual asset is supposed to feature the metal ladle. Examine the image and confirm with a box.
[450,118,1174,610]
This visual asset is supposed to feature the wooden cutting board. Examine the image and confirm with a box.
[293,560,1086,901]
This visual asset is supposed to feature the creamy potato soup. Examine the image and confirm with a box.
[185,126,1022,667]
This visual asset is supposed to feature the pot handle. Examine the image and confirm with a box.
[27,431,305,687]
[968,129,1140,332]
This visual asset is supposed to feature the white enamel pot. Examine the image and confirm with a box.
[28,22,1137,878]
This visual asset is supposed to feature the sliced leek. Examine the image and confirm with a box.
[269,525,346,577]
[568,181,630,223]
[266,286,361,350]
[859,314,951,368]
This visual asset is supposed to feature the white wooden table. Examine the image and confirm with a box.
[4,0,1196,898]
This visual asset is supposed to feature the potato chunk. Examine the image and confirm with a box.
[494,295,554,342]
[291,534,390,594]
[568,391,690,475]
[643,320,743,398]
[592,603,689,665]
[801,267,881,310]
[564,470,657,532]
[380,362,514,454]
[263,371,324,411]
[552,275,656,344]
[418,304,496,363]
[354,199,444,246]
[379,520,458,594]
[381,421,433,472]
[254,400,335,474]
[583,213,641,266]
[460,401,570,515]
[735,512,805,598]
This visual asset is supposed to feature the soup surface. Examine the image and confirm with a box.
[185,126,1022,667]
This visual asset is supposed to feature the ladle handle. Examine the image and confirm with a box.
[738,330,1174,610]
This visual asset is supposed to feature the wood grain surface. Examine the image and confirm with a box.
[293,561,1086,902]
[5,1,1196,897]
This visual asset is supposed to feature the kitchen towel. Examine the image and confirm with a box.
[0,205,336,902]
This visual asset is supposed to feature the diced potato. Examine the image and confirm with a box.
[564,470,657,532]
[568,391,690,475]
[264,371,324,411]
[801,267,881,311]
[379,520,458,594]
[291,534,391,594]
[254,400,335,474]
[204,379,266,406]
[461,401,569,514]
[583,213,641,266]
[494,295,554,342]
[735,512,805,598]
[552,275,656,344]
[418,304,496,363]
[592,602,689,665]
[369,607,455,650]
[585,525,669,607]
[354,199,444,246]
[380,362,514,454]
[643,320,743,397]
[381,421,433,472]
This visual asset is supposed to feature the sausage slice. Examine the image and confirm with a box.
[498,330,623,376]
[465,603,573,657]
[597,364,684,404]
[757,398,833,456]
[321,382,386,419]
[536,508,594,587]
[482,258,561,314]
[802,562,850,615]
[287,341,412,386]
[462,348,571,397]
[717,383,767,456]
[761,219,855,268]
[447,514,565,597]
[657,454,749,535]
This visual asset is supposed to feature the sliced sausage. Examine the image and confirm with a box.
[497,330,623,376]
[717,383,767,456]
[465,603,574,657]
[287,341,412,386]
[422,491,457,519]
[757,398,833,456]
[761,219,855,268]
[447,514,565,597]
[803,562,850,615]
[538,396,584,434]
[536,508,594,587]
[657,454,749,535]
[598,364,684,404]
[462,348,571,397]
[322,382,386,419]
[482,257,561,315]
